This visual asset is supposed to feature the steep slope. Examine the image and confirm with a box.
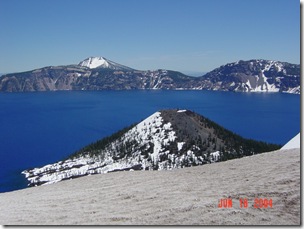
[22,109,281,187]
[199,59,300,93]
[0,65,87,92]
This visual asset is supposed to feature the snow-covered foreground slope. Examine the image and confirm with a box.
[0,148,300,225]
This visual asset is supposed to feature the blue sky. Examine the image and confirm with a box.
[0,0,300,74]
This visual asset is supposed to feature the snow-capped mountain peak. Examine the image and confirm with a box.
[79,57,109,69]
[78,56,134,71]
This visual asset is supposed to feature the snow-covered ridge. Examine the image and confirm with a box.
[206,59,300,94]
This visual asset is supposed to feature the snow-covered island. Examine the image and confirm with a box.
[22,109,282,187]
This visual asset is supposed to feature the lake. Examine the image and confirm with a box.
[0,90,300,193]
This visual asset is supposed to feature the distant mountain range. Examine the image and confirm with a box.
[0,57,300,93]
[22,109,281,187]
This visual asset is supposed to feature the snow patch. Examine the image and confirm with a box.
[281,133,300,150]
[177,142,185,151]
[210,151,220,162]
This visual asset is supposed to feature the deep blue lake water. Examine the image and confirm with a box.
[0,90,300,193]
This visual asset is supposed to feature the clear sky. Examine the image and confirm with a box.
[0,0,300,74]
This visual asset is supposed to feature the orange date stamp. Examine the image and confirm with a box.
[218,198,273,208]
